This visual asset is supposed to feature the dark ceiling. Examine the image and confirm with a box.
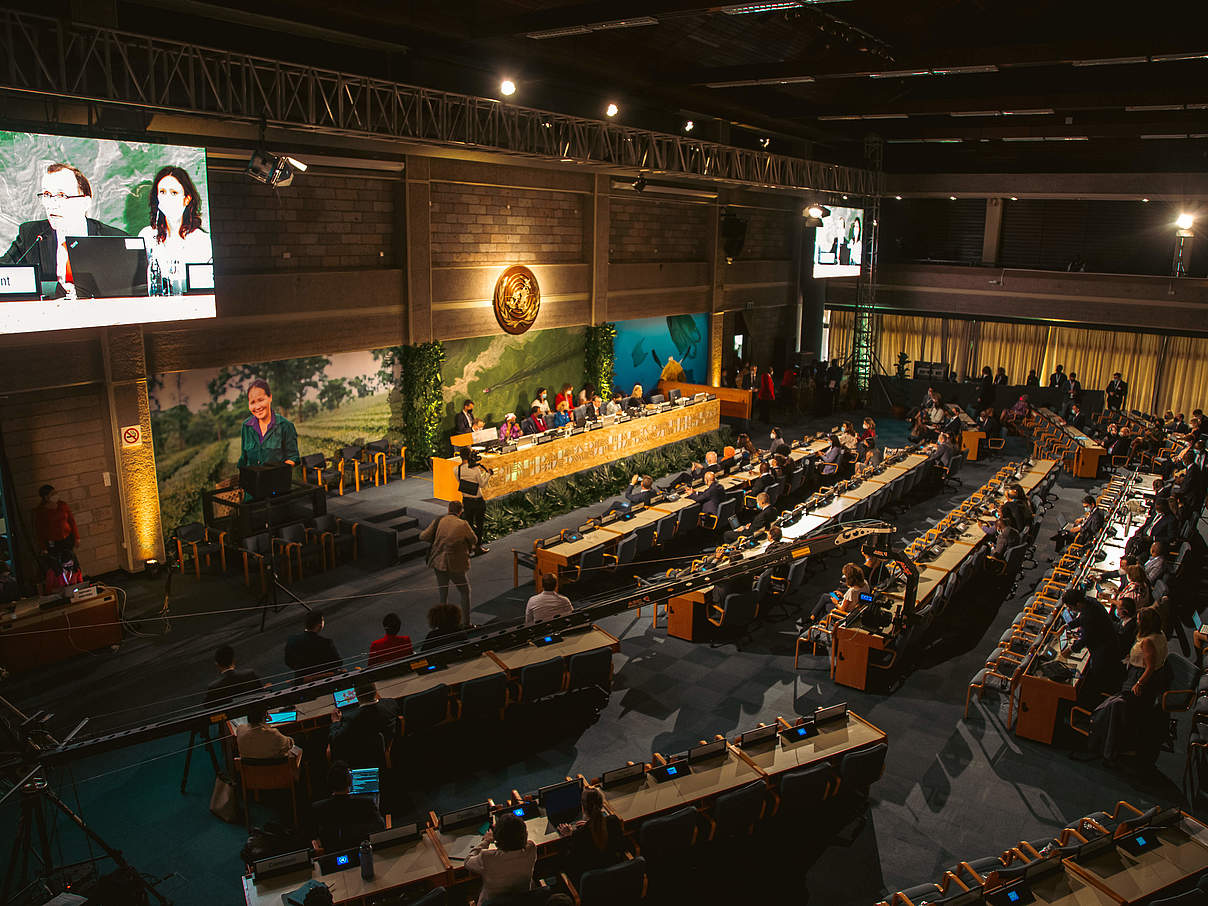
[18,0,1208,174]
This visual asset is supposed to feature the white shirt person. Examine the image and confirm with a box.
[138,166,213,296]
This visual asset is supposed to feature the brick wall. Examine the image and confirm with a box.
[429,183,585,267]
[208,170,398,274]
[609,198,710,262]
[1,386,122,577]
[739,208,794,260]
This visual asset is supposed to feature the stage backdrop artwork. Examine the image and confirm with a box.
[439,325,586,439]
[149,350,394,531]
[612,313,709,395]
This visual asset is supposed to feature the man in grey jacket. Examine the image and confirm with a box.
[419,499,478,624]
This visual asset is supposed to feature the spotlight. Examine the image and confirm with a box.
[759,137,771,149]
[1176,213,1195,230]
[894,195,902,200]
[605,102,619,117]
[949,195,957,200]
[246,150,307,188]
[842,195,848,200]
[500,78,516,96]
[631,175,647,192]
[684,120,695,132]
[1142,197,1150,202]
[805,203,830,219]
[1009,196,1018,201]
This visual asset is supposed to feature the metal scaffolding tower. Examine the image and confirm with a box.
[0,9,877,196]
[850,135,885,398]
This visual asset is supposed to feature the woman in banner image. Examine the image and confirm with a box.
[139,165,213,296]
[238,379,299,468]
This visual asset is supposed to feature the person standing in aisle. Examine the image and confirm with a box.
[757,365,776,424]
[457,449,492,556]
[419,500,478,625]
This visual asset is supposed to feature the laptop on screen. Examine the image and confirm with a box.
[349,768,380,807]
[64,235,148,298]
[538,779,583,830]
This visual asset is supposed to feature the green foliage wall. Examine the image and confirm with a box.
[386,341,446,469]
[484,426,732,539]
[583,322,617,397]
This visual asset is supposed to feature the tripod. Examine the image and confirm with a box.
[258,557,311,633]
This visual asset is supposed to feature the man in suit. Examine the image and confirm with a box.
[724,491,775,542]
[1,163,128,298]
[203,644,262,707]
[519,405,547,435]
[454,399,476,436]
[691,471,725,517]
[1066,403,1086,430]
[311,761,385,853]
[625,475,657,506]
[1048,364,1069,392]
[284,610,343,682]
[1105,372,1127,411]
[1061,372,1082,418]
[1059,589,1122,707]
[1052,495,1104,552]
[927,432,956,471]
[994,367,1009,386]
[328,680,399,766]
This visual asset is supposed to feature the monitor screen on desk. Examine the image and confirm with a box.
[687,738,727,764]
[265,709,296,725]
[539,778,583,823]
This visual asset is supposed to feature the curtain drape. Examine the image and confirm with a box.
[973,320,1049,386]
[1039,326,1163,413]
[1155,335,1208,415]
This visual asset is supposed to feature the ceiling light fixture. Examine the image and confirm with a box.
[1176,213,1195,230]
[684,120,695,132]
[894,195,902,200]
[759,137,771,148]
[605,102,619,117]
[500,78,516,96]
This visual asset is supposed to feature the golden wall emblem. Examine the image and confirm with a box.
[493,265,541,335]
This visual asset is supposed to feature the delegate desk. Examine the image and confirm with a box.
[1035,407,1107,479]
[433,398,721,501]
[487,627,620,673]
[1014,476,1138,745]
[946,404,986,461]
[659,380,752,420]
[1065,815,1208,904]
[242,829,450,906]
[0,586,121,673]
[733,711,886,781]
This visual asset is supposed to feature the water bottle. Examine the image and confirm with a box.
[359,840,374,880]
[148,256,162,296]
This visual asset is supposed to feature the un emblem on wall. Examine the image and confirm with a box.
[493,265,541,335]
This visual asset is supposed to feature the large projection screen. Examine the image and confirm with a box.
[812,205,864,278]
[0,131,216,334]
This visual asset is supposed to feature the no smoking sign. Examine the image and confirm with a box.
[121,425,143,448]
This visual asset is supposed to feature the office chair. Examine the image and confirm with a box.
[571,856,648,906]
[710,781,767,837]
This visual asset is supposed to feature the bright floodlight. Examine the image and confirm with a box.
[1176,213,1195,230]
[605,102,619,117]
[806,204,825,218]
[500,79,516,96]
[684,120,694,132]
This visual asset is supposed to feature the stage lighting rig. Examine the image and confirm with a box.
[803,203,830,227]
[246,150,308,188]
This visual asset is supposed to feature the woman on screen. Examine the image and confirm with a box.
[237,379,299,468]
[139,166,212,296]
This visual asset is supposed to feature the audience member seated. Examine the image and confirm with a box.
[1003,483,1033,531]
[977,407,1001,454]
[734,433,759,461]
[499,413,523,441]
[284,610,342,682]
[367,612,414,667]
[1002,394,1031,428]
[236,704,295,759]
[819,434,844,478]
[862,437,884,467]
[44,551,83,592]
[558,787,627,885]
[601,393,622,417]
[837,420,859,452]
[466,812,537,906]
[1051,495,1103,553]
[311,760,385,852]
[520,406,547,435]
[857,416,877,452]
[985,516,1020,562]
[1066,402,1086,430]
[926,432,956,474]
[688,451,720,481]
[690,471,725,516]
[551,400,571,428]
[554,383,575,412]
[1104,563,1153,615]
[204,644,262,707]
[725,491,775,542]
[767,426,791,456]
[1144,542,1170,586]
[808,562,867,624]
[525,573,574,626]
[1075,607,1170,767]
[329,679,399,766]
[1060,589,1122,706]
[625,474,657,506]
[531,387,550,415]
[421,603,466,652]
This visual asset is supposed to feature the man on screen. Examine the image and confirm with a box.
[0,163,128,298]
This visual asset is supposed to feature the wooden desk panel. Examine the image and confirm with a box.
[734,713,885,778]
[600,748,764,826]
[434,400,720,501]
[0,588,122,673]
[489,628,620,672]
[659,381,752,419]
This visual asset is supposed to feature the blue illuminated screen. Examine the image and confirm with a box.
[336,854,350,866]
[513,808,525,816]
[666,766,679,776]
[1007,892,1019,903]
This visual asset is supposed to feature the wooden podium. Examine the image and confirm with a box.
[0,587,121,672]
[667,589,712,641]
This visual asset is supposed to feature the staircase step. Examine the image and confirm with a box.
[396,528,420,546]
[365,507,409,524]
[387,516,419,533]
[397,540,429,562]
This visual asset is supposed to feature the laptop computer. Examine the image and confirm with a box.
[538,778,583,832]
[348,767,380,807]
[64,235,147,298]
[266,709,297,725]
[333,688,358,709]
